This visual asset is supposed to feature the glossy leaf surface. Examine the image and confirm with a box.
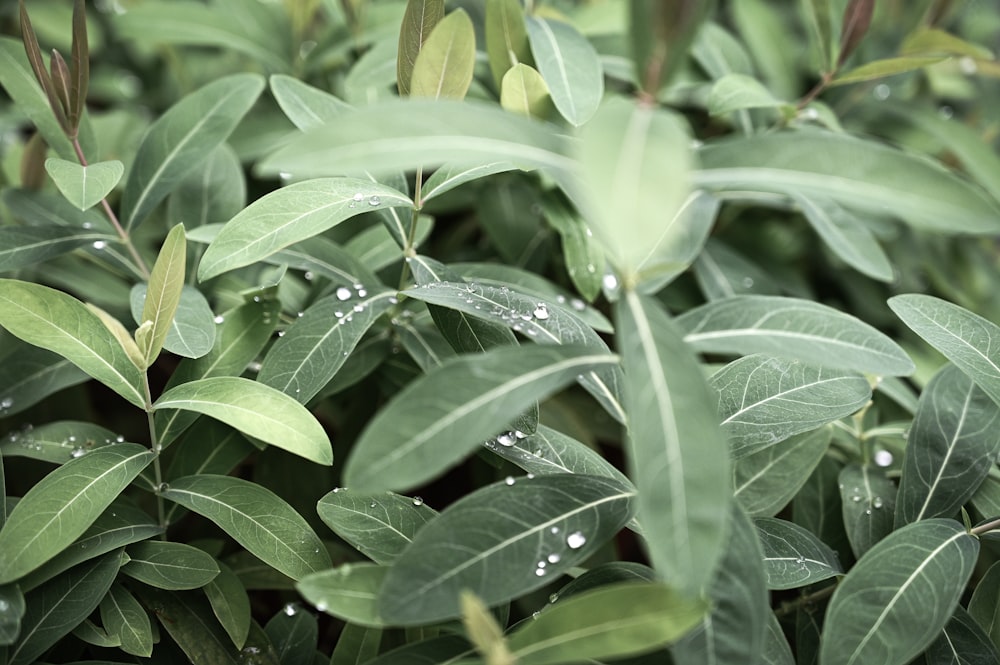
[317,489,438,565]
[122,540,220,590]
[733,427,831,518]
[754,517,842,589]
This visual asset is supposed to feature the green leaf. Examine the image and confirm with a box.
[0,344,86,418]
[0,225,114,273]
[616,292,730,597]
[485,0,531,88]
[0,420,122,464]
[258,288,397,404]
[578,99,697,284]
[72,618,120,648]
[678,295,915,377]
[896,364,1000,526]
[630,0,715,94]
[820,519,979,665]
[130,283,216,360]
[122,541,219,590]
[707,73,786,116]
[397,0,444,96]
[43,158,123,211]
[265,603,317,665]
[410,9,476,100]
[696,130,1000,234]
[355,635,471,664]
[135,223,186,367]
[121,73,265,230]
[99,582,153,657]
[0,279,147,408]
[298,563,387,627]
[525,17,602,126]
[508,582,707,665]
[840,463,897,558]
[754,517,842,589]
[378,474,634,625]
[160,474,331,581]
[801,0,836,71]
[710,354,871,458]
[343,345,620,492]
[500,63,553,119]
[405,280,625,423]
[0,38,75,160]
[901,27,994,59]
[269,236,379,287]
[197,177,411,281]
[969,561,1000,651]
[540,192,604,301]
[331,624,383,665]
[0,582,25,646]
[167,144,246,229]
[270,74,353,131]
[8,551,122,665]
[153,377,332,466]
[422,162,521,203]
[694,239,782,300]
[925,605,1000,665]
[762,610,795,665]
[831,55,947,84]
[792,192,893,282]
[733,427,832,518]
[0,443,153,584]
[889,295,1000,406]
[204,561,251,649]
[317,489,438,565]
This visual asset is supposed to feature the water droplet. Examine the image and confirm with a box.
[0,599,9,612]
[213,315,225,324]
[514,430,527,439]
[550,526,560,535]
[548,593,559,603]
[252,295,261,303]
[566,531,586,549]
[959,56,978,75]
[873,84,891,100]
[570,299,585,311]
[92,240,107,250]
[496,432,517,447]
[533,305,549,320]
[336,287,352,301]
[0,397,12,409]
[796,556,805,565]
[353,192,364,202]
[82,221,92,230]
[874,449,893,467]
[277,331,285,337]
[353,304,364,313]
[357,288,367,297]
[938,105,954,120]
[864,509,872,516]
[315,601,328,612]
[504,476,516,486]
[526,473,535,479]
[586,263,596,274]
[369,501,377,508]
[70,447,87,458]
[851,495,862,503]
[283,603,298,616]
[742,277,754,289]
[304,271,314,281]
[602,274,618,290]
[412,496,424,506]
[547,553,560,564]
[116,435,125,443]
[535,567,547,577]
[157,483,170,493]
[389,296,399,305]
[369,196,381,206]
[873,496,884,509]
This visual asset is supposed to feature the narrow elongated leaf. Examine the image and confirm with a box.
[160,474,331,580]
[343,345,620,492]
[678,295,915,376]
[0,420,122,464]
[526,17,602,126]
[0,226,114,273]
[138,223,186,367]
[831,55,947,84]
[0,443,153,584]
[121,73,265,229]
[198,178,411,281]
[889,295,1000,406]
[410,9,475,100]
[100,582,153,657]
[617,292,730,596]
[397,0,445,96]
[631,0,715,94]
[754,517,842,589]
[123,541,220,590]
[486,0,531,88]
[331,624,382,665]
[707,73,785,116]
[0,279,147,407]
[694,239,781,300]
[270,74,352,130]
[710,355,870,458]
[508,582,706,665]
[579,99,694,282]
[763,610,795,665]
[153,377,331,465]
[820,519,979,665]
[130,283,216,360]
[269,236,379,287]
[896,364,1000,526]
[0,38,75,159]
[733,427,832,518]
[259,288,397,404]
[0,345,86,418]
[969,561,1000,649]
[422,162,521,203]
[317,489,438,565]
[406,280,625,422]
[299,563,387,627]
[840,463,897,557]
[540,192,604,301]
[8,551,122,665]
[793,193,893,282]
[43,158,123,211]
[204,561,251,649]
[925,604,1000,665]
[378,474,634,625]
[695,131,1000,234]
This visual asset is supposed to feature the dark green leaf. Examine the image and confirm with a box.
[167,143,246,228]
[694,239,782,300]
[840,463,897,557]
[99,582,153,657]
[0,420,121,464]
[122,541,219,590]
[793,193,893,282]
[969,561,1000,651]
[733,427,832,518]
[0,38,75,159]
[317,489,438,565]
[754,517,842,589]
[204,560,251,649]
[0,226,114,273]
[331,623,383,665]
[0,584,24,646]
[397,0,444,96]
[925,604,1000,665]
[762,610,795,665]
[298,563,387,627]
[265,604,317,665]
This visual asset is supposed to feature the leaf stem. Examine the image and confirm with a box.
[971,517,1000,536]
[774,582,838,618]
[143,374,167,538]
[397,166,424,290]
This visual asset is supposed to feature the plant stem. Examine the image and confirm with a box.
[397,166,424,290]
[971,516,1000,536]
[774,583,838,618]
[71,137,150,278]
[143,374,167,538]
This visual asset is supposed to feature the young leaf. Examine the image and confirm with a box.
[0,37,75,159]
[896,364,1000,526]
[342,345,620,492]
[0,443,153,584]
[317,489,438,565]
[152,376,332,466]
[630,0,715,95]
[830,55,947,85]
[678,295,915,377]
[120,73,265,230]
[197,178,412,281]
[130,283,216,360]
[616,292,730,597]
[508,582,707,665]
[754,517,842,589]
[100,582,153,657]
[710,355,870,458]
[889,295,1000,406]
[820,519,979,665]
[0,279,147,408]
[462,591,514,665]
[792,192,893,282]
[525,16,602,126]
[397,0,445,96]
[160,474,331,580]
[410,9,476,100]
[7,551,122,665]
[733,427,832,518]
[377,474,634,625]
[500,63,553,119]
[43,158,123,211]
[836,0,875,67]
[137,223,186,367]
[486,0,532,88]
[421,161,522,203]
[122,541,220,590]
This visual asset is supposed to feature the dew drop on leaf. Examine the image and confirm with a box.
[214,315,225,324]
[547,553,560,563]
[566,531,586,549]
[283,603,298,616]
[496,432,517,447]
[874,449,893,467]
[336,287,352,301]
[92,240,107,250]
[873,496,884,509]
[412,496,424,506]
[505,476,515,486]
[533,305,549,320]
[368,196,381,206]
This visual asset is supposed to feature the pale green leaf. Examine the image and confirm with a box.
[121,73,265,229]
[0,226,114,273]
[820,519,979,665]
[298,563,387,627]
[137,223,186,366]
[616,292,730,597]
[831,55,948,85]
[486,0,532,88]
[710,354,870,458]
[0,38,75,159]
[160,474,331,580]
[130,283,216,360]
[422,162,522,203]
[153,377,332,465]
[167,143,246,228]
[526,17,602,126]
[508,582,707,665]
[343,345,620,492]
[754,517,842,589]
[270,74,352,131]
[122,541,220,590]
[733,427,832,518]
[317,489,438,565]
[678,295,915,376]
[0,279,147,407]
[793,193,893,282]
[100,582,153,657]
[896,364,1000,526]
[0,444,153,584]
[501,63,553,119]
[197,177,412,281]
[43,158,124,211]
[397,0,445,96]
[410,9,476,100]
[707,73,786,116]
[378,474,634,625]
